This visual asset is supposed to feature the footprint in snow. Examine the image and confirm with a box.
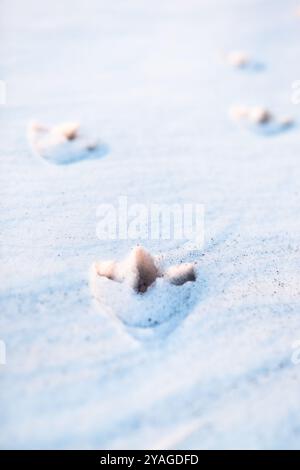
[221,50,264,72]
[90,246,198,329]
[27,121,108,165]
[229,105,294,136]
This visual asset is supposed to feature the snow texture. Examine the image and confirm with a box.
[1,0,300,450]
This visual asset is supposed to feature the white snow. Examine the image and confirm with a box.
[1,0,300,450]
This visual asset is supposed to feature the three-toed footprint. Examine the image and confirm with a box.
[27,121,108,165]
[90,246,197,328]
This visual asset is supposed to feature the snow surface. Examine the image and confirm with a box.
[1,0,300,449]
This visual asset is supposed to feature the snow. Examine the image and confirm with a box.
[1,0,300,450]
